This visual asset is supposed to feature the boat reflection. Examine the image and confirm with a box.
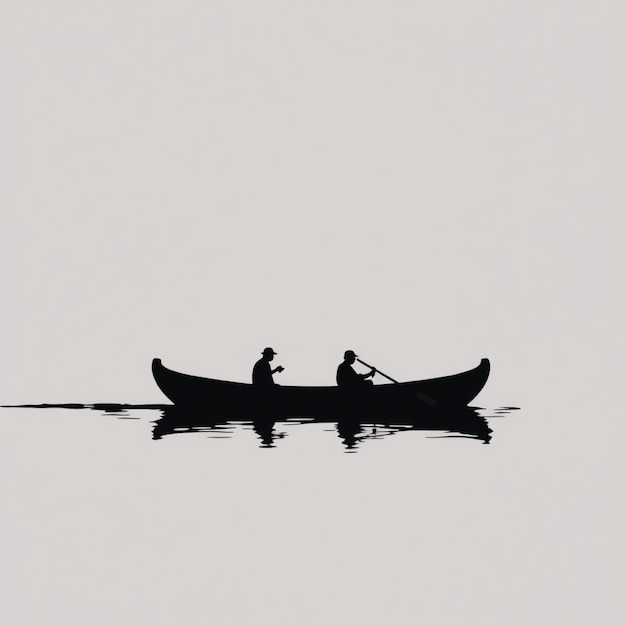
[151,406,499,450]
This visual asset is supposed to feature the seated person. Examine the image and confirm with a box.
[336,350,376,388]
[253,347,285,385]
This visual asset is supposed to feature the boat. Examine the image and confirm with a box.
[151,357,490,419]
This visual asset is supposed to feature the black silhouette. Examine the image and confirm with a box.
[0,402,165,411]
[252,347,285,386]
[151,405,498,448]
[335,408,496,450]
[0,402,520,451]
[251,416,283,447]
[355,357,399,383]
[151,357,491,417]
[336,350,376,387]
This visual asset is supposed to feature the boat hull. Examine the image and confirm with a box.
[151,358,490,419]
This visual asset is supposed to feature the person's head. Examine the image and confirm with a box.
[344,350,357,364]
[262,347,277,361]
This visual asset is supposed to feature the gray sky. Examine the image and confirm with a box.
[1,1,621,404]
[1,5,623,626]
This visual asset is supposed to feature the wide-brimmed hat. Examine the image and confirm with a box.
[344,350,357,358]
[262,347,277,356]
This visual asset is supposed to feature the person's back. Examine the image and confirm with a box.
[336,350,375,388]
[252,347,284,386]
[336,360,362,388]
[253,357,275,386]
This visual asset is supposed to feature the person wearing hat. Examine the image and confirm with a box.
[336,350,376,388]
[252,347,285,386]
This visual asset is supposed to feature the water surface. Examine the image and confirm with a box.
[0,402,619,626]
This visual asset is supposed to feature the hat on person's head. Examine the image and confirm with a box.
[262,347,277,356]
[344,350,357,359]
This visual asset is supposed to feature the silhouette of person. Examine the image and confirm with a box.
[252,347,285,386]
[336,350,376,388]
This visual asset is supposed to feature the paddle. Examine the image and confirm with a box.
[357,357,437,407]
[356,358,399,384]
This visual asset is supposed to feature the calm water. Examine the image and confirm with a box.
[0,401,620,626]
[1,403,516,449]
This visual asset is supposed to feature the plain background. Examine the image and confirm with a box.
[2,0,621,405]
[1,2,622,625]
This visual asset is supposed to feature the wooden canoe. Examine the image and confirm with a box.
[151,357,490,418]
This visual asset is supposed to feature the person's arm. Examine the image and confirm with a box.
[271,366,285,374]
[361,368,376,379]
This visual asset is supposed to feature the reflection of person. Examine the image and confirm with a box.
[336,350,376,388]
[252,347,285,386]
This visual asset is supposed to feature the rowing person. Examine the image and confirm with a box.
[252,347,285,386]
[336,350,376,388]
